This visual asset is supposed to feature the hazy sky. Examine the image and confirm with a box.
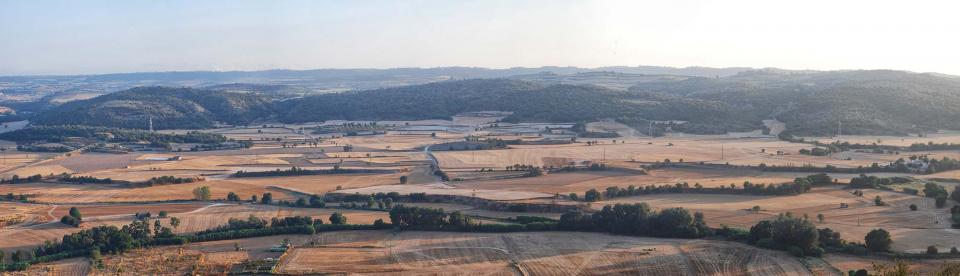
[1,0,958,75]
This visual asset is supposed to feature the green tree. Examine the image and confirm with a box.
[69,207,82,221]
[584,189,602,202]
[261,193,273,204]
[399,175,408,184]
[170,217,181,230]
[936,195,948,208]
[865,229,892,252]
[329,212,347,224]
[928,245,939,254]
[192,186,211,200]
[158,211,168,218]
[817,213,824,223]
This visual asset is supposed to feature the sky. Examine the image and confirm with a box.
[1,0,959,76]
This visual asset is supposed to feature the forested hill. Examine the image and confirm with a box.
[29,70,960,136]
[32,87,276,129]
[629,70,960,135]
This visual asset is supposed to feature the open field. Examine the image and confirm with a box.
[275,230,811,275]
[823,254,960,275]
[808,131,960,147]
[0,172,405,204]
[335,183,553,201]
[433,136,960,170]
[0,202,52,227]
[452,168,916,194]
[48,202,205,218]
[332,133,463,150]
[597,186,957,252]
[0,203,389,252]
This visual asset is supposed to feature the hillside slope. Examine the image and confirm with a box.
[31,70,960,135]
[32,87,275,129]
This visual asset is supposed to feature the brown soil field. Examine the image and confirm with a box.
[597,187,957,252]
[433,136,948,170]
[275,230,812,275]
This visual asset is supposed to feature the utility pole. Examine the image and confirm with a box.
[837,119,842,139]
[648,121,654,138]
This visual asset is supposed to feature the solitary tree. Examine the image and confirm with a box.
[817,213,825,223]
[399,175,408,184]
[865,229,892,252]
[170,217,181,230]
[192,186,211,201]
[928,245,939,254]
[261,193,273,204]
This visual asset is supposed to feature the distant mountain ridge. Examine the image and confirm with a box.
[26,69,960,136]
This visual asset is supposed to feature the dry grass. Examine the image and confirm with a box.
[433,136,933,170]
[808,131,960,147]
[335,184,553,201]
[597,187,958,252]
[823,254,960,275]
[0,203,388,252]
[0,172,402,204]
[275,230,811,275]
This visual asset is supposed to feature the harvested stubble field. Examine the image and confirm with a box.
[0,203,389,252]
[433,136,922,170]
[452,168,917,195]
[9,257,90,276]
[597,187,957,252]
[0,202,52,227]
[808,132,960,147]
[274,230,811,275]
[335,184,553,201]
[0,172,404,204]
[332,133,463,150]
[48,202,206,218]
[823,254,960,275]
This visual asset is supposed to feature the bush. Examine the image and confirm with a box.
[60,215,80,227]
[936,195,948,208]
[329,212,347,225]
[909,204,918,211]
[755,238,776,249]
[786,246,804,257]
